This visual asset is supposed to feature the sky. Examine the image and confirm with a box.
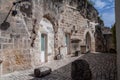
[90,0,115,27]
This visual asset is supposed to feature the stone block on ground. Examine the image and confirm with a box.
[71,59,92,80]
[34,66,52,77]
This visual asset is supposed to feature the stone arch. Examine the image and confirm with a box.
[39,17,55,62]
[84,29,95,42]
[84,29,95,52]
[33,13,58,64]
[43,13,58,32]
[86,32,91,52]
[37,13,59,61]
[43,13,59,55]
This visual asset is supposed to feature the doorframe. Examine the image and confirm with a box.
[41,33,48,62]
[85,32,92,52]
[65,33,71,55]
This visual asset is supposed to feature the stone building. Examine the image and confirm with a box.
[0,0,105,75]
[102,27,115,52]
[115,0,120,79]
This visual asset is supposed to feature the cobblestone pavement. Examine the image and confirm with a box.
[1,53,117,80]
[80,53,117,80]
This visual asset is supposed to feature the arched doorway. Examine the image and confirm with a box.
[39,18,54,63]
[43,14,59,60]
[86,32,91,52]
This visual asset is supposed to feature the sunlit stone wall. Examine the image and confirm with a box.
[0,0,102,75]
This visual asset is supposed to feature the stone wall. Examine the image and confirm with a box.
[115,0,120,79]
[59,5,97,53]
[0,0,34,74]
[102,27,115,52]
[0,0,103,75]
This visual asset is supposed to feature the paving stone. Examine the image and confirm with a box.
[1,53,117,80]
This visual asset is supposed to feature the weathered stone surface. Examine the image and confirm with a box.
[0,0,108,75]
[2,49,32,74]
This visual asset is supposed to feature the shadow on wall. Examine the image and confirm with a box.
[71,59,92,80]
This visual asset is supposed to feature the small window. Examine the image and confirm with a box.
[41,34,45,51]
[65,34,70,46]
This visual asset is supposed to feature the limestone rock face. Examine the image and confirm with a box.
[69,0,98,21]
